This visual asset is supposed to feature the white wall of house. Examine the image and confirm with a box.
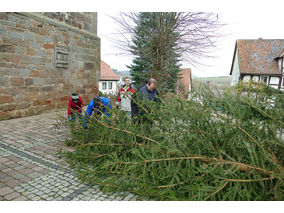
[282,59,284,91]
[277,58,282,70]
[231,49,240,86]
[99,80,118,95]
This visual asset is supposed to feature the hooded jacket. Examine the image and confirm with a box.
[67,95,83,116]
[86,97,112,118]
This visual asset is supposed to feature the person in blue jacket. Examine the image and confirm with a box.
[84,96,112,127]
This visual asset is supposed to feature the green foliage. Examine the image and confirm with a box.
[54,82,284,200]
[128,12,182,92]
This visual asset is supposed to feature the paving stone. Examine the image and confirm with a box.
[13,196,28,201]
[14,165,25,171]
[27,194,36,199]
[17,188,25,193]
[31,196,41,201]
[13,173,26,180]
[3,161,14,166]
[0,172,8,179]
[36,191,44,196]
[27,172,42,178]
[18,168,34,175]
[32,166,45,172]
[71,197,80,201]
[19,177,32,182]
[46,197,54,201]
[40,194,49,199]
[5,170,18,176]
[6,179,22,187]
[55,196,63,201]
[0,157,9,163]
[0,186,13,196]
[31,189,39,193]
[4,192,21,200]
[0,111,144,201]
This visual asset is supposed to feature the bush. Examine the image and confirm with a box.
[54,82,284,201]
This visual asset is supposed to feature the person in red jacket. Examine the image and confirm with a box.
[67,93,83,120]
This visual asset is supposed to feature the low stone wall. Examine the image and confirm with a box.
[0,12,100,120]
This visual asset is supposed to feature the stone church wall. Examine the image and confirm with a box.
[0,12,100,120]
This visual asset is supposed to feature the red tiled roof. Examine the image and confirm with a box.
[100,60,120,81]
[275,48,284,59]
[230,39,284,75]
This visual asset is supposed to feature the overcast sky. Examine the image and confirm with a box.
[98,10,284,77]
[5,0,284,78]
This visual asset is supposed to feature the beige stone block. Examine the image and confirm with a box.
[0,95,13,104]
[29,70,40,78]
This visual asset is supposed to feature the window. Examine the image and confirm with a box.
[260,76,268,84]
[108,82,113,90]
[269,77,279,85]
[102,82,107,90]
[252,75,260,82]
[282,77,284,86]
[242,75,251,81]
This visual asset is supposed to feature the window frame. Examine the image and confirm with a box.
[108,82,113,90]
[102,82,107,90]
[260,76,269,85]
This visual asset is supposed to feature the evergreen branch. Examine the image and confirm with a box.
[225,177,276,182]
[91,114,161,145]
[204,181,229,200]
[239,99,284,126]
[113,156,277,177]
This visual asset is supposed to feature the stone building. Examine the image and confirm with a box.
[0,12,100,120]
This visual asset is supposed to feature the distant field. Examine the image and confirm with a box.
[193,76,231,90]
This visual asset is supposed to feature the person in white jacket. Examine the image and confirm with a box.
[116,77,135,117]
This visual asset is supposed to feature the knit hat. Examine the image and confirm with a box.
[72,93,79,101]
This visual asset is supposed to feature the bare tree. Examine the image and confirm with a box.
[108,12,225,91]
[110,12,224,67]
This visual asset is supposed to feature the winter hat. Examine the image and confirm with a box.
[72,93,79,101]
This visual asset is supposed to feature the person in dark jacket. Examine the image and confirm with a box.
[131,78,160,124]
[67,93,83,120]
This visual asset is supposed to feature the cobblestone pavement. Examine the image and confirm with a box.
[0,111,144,201]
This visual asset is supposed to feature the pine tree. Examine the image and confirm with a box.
[128,13,182,93]
[55,82,284,201]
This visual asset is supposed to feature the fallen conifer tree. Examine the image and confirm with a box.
[54,82,284,200]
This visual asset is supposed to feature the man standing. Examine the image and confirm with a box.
[67,93,83,120]
[116,77,135,117]
[131,78,160,123]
